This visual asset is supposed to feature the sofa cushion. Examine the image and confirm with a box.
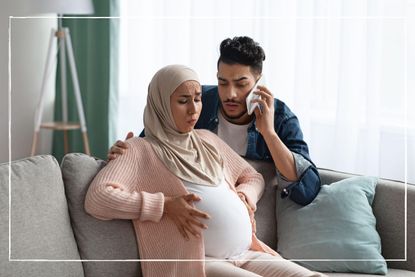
[277,176,387,275]
[245,159,278,250]
[373,179,414,272]
[0,155,84,277]
[61,153,141,277]
[326,268,414,277]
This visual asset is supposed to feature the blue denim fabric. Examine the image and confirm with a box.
[196,86,321,205]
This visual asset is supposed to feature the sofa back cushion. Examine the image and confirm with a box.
[245,159,278,250]
[0,155,85,277]
[61,153,141,277]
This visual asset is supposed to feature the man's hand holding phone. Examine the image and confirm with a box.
[246,77,276,137]
[246,76,263,115]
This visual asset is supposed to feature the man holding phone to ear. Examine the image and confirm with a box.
[109,36,321,206]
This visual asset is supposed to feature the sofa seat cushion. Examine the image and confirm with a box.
[326,268,414,277]
[0,155,84,277]
[277,176,387,275]
[61,153,141,277]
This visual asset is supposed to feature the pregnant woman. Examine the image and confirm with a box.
[85,64,324,277]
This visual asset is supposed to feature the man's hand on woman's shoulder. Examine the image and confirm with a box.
[107,131,134,161]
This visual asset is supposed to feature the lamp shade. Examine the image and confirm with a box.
[29,0,94,15]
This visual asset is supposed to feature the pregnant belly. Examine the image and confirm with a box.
[189,183,252,259]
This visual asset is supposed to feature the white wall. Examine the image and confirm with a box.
[0,1,56,163]
[409,0,415,183]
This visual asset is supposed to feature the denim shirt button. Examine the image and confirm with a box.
[214,118,218,123]
[281,188,289,198]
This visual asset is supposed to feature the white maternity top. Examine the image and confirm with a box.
[182,178,252,259]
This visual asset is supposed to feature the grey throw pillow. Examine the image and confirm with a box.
[0,155,84,277]
[61,153,141,277]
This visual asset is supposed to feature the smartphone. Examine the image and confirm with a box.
[246,76,262,115]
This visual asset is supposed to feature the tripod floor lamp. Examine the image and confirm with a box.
[30,0,94,156]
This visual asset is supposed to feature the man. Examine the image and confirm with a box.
[109,36,320,205]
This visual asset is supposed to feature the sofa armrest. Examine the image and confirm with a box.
[318,168,415,271]
[373,179,415,271]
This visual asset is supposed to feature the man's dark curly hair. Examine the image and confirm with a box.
[217,36,266,75]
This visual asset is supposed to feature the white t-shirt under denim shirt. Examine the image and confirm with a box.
[216,111,312,188]
[182,178,252,259]
[217,111,250,156]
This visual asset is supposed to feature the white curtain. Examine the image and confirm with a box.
[116,0,414,183]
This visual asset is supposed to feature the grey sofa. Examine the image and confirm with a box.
[0,153,414,277]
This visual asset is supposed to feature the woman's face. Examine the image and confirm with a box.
[170,80,202,133]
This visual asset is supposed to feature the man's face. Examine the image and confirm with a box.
[217,62,258,124]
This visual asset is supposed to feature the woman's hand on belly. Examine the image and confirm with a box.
[237,192,256,233]
[164,193,210,240]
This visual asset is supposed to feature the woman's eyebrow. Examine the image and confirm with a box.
[178,92,202,97]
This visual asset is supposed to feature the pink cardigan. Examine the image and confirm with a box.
[85,129,276,277]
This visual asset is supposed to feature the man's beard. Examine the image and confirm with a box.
[220,103,248,121]
[223,109,247,120]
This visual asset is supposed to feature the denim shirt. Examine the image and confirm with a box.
[196,86,321,206]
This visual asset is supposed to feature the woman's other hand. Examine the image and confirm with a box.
[107,132,134,161]
[164,193,210,240]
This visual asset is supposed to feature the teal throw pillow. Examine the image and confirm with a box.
[277,176,387,275]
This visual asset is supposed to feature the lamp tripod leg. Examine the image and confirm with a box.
[63,130,69,154]
[31,29,57,156]
[64,27,91,155]
[82,132,91,156]
[31,131,39,156]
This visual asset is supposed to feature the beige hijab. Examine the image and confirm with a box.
[144,64,223,186]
